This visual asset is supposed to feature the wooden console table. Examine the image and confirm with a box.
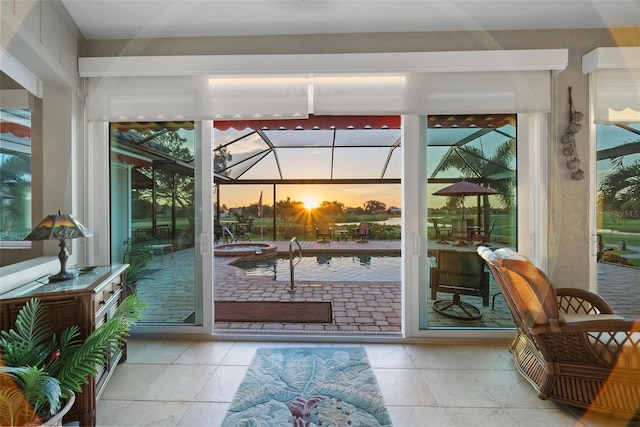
[0,264,129,426]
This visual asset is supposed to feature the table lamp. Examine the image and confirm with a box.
[24,210,93,281]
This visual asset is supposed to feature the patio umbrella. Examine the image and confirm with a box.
[432,180,497,219]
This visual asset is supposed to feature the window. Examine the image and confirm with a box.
[595,123,640,318]
[421,114,517,328]
[0,108,31,243]
[110,122,199,324]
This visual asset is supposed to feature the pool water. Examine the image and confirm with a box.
[233,254,401,282]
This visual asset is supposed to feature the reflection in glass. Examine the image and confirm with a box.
[423,114,518,330]
[595,123,640,318]
[0,109,31,241]
[110,122,197,324]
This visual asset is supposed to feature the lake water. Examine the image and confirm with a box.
[336,217,402,227]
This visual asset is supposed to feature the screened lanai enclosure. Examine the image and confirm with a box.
[423,114,517,326]
[108,114,519,331]
[212,115,402,241]
[427,114,517,246]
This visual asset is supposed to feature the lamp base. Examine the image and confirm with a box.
[48,238,78,282]
[48,270,78,282]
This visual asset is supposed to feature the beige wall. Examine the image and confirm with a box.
[2,0,638,288]
[0,0,85,270]
[85,28,639,287]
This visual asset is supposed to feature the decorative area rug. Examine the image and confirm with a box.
[214,301,332,323]
[221,347,392,427]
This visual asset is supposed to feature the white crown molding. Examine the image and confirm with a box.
[582,47,640,74]
[79,49,568,78]
[1,6,75,90]
[0,47,41,97]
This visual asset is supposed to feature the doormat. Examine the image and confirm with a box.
[221,347,392,427]
[215,301,332,323]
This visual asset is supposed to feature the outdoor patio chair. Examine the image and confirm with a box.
[234,218,254,242]
[430,249,490,320]
[214,219,233,244]
[477,246,640,420]
[352,222,371,242]
[315,223,332,242]
[474,219,496,245]
[214,219,224,243]
[432,219,452,243]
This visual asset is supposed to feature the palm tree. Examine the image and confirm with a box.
[599,159,640,215]
[438,138,516,210]
[436,138,516,237]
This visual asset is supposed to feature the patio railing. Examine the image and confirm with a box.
[288,237,302,292]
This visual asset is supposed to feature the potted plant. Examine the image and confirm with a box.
[0,295,145,426]
[122,236,156,293]
[122,254,149,294]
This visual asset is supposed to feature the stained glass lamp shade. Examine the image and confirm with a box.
[24,211,93,282]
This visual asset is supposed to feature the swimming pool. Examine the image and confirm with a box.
[233,254,401,282]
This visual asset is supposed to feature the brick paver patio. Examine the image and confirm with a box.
[135,239,639,335]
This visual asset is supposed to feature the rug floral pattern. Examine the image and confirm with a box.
[221,347,392,427]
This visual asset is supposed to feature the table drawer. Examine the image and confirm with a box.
[95,287,122,328]
[94,276,123,313]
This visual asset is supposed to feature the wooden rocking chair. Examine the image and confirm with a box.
[477,246,640,420]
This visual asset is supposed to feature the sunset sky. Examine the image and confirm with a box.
[175,119,524,211]
[216,183,403,211]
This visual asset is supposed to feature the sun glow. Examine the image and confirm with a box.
[303,197,320,210]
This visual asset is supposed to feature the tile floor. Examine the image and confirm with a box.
[96,338,639,426]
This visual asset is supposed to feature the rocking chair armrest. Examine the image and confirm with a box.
[555,287,616,315]
[531,322,640,368]
[566,318,640,332]
[530,318,640,335]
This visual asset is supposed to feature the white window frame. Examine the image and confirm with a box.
[583,47,640,293]
[84,50,564,338]
[405,113,548,338]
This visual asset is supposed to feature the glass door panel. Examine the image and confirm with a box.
[211,117,403,335]
[595,123,640,319]
[421,114,518,329]
[110,122,199,324]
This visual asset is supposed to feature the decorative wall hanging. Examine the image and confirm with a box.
[561,87,585,180]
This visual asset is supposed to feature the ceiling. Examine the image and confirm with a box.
[60,0,639,40]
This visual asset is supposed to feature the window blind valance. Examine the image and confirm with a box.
[588,68,640,123]
[583,47,640,124]
[84,50,566,122]
[403,71,551,114]
[87,76,311,121]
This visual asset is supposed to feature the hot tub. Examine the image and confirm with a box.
[213,242,277,261]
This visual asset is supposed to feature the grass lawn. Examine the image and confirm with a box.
[596,215,640,266]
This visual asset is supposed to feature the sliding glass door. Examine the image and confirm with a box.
[420,114,518,329]
[594,123,640,319]
[110,122,202,325]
